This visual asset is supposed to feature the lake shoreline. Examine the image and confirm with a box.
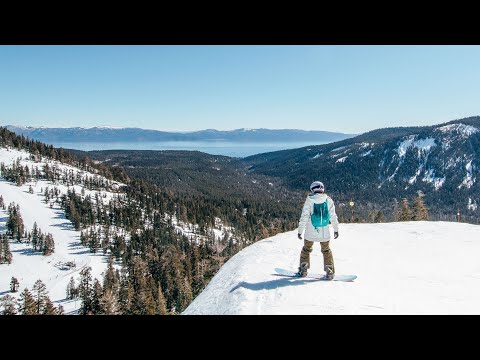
[50,141,329,158]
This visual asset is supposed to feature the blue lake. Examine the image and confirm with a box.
[53,141,327,158]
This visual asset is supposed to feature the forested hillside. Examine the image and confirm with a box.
[0,128,268,314]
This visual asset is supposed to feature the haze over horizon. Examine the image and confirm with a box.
[2,45,480,133]
[5,124,356,133]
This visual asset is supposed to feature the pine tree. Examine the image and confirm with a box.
[37,233,45,254]
[374,210,385,223]
[10,277,19,292]
[15,208,25,242]
[88,228,100,253]
[0,236,3,264]
[143,276,157,315]
[0,294,18,315]
[43,233,55,256]
[18,288,37,315]
[44,187,50,202]
[32,222,39,251]
[400,198,412,221]
[103,256,117,293]
[100,289,119,315]
[32,279,48,314]
[6,203,18,238]
[43,297,57,315]
[156,282,168,315]
[393,198,401,221]
[125,284,135,314]
[91,279,103,314]
[80,231,86,246]
[3,237,12,264]
[412,195,429,221]
[66,277,77,300]
[57,304,65,315]
[102,225,110,254]
[68,201,81,231]
[130,256,150,315]
[180,277,193,310]
[118,276,134,315]
[6,203,25,242]
[78,267,93,315]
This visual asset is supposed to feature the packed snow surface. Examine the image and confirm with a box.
[184,222,480,314]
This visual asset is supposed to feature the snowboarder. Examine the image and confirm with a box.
[297,181,339,280]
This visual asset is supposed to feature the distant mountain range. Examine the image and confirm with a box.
[5,126,355,143]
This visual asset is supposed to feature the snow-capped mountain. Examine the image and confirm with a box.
[5,125,354,143]
[243,116,480,218]
[183,221,480,314]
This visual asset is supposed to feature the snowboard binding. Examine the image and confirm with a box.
[324,265,335,280]
[297,262,308,277]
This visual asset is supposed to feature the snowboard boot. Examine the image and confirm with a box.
[325,265,335,280]
[297,262,308,277]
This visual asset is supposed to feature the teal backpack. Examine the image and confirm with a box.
[311,199,330,231]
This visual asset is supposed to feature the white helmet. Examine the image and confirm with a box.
[309,181,325,193]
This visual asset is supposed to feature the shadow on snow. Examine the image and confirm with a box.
[229,275,317,293]
[11,247,40,256]
[51,221,75,230]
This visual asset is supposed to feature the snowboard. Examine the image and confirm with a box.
[274,268,357,282]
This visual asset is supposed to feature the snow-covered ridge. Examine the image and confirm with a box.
[385,136,437,184]
[92,126,125,129]
[458,160,475,189]
[437,123,479,137]
[330,145,349,153]
[184,222,480,314]
[445,156,463,170]
[357,142,374,149]
[422,169,446,190]
[330,144,351,158]
[0,147,125,205]
[357,142,374,157]
[7,125,127,130]
[468,198,477,211]
[397,136,436,159]
[437,124,479,150]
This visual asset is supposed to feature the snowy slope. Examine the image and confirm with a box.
[183,222,480,314]
[0,147,124,314]
[0,147,123,202]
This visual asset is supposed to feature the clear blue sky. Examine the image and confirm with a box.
[1,45,480,134]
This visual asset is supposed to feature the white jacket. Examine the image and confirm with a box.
[298,193,339,242]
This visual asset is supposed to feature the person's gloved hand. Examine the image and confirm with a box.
[298,233,303,240]
[334,231,339,239]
